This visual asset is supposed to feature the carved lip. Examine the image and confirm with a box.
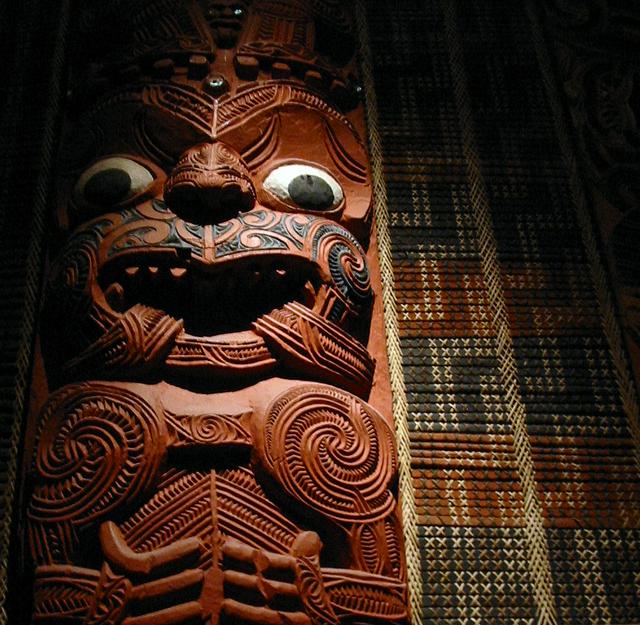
[99,254,319,336]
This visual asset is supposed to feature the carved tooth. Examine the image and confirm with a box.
[125,266,140,278]
[271,61,291,79]
[170,267,187,279]
[274,268,286,278]
[149,266,159,275]
[301,280,317,308]
[250,269,261,284]
[247,263,262,287]
[105,283,125,311]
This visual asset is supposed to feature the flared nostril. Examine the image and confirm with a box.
[220,181,254,211]
[164,182,255,225]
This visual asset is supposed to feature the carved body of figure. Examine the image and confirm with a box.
[23,1,408,623]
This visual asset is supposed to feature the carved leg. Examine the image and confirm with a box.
[321,568,409,624]
[32,565,101,623]
[32,557,204,625]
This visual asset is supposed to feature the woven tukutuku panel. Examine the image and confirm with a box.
[362,1,640,624]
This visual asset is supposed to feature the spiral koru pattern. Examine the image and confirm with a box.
[29,384,165,529]
[42,225,127,375]
[167,412,251,446]
[310,223,371,310]
[261,385,397,525]
[44,233,99,349]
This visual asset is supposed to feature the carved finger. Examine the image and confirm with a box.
[222,537,297,571]
[123,601,203,625]
[290,531,322,559]
[221,598,311,625]
[100,521,204,576]
[222,538,303,612]
[131,568,204,605]
[223,569,298,602]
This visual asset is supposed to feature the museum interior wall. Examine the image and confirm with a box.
[0,1,639,624]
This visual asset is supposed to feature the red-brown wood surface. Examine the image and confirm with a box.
[22,2,408,623]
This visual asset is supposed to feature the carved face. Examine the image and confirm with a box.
[203,0,249,47]
[46,82,374,393]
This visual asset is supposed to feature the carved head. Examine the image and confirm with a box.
[44,0,374,395]
[57,82,371,236]
[203,0,250,47]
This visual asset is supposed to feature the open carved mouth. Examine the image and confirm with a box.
[98,255,321,336]
[45,206,373,393]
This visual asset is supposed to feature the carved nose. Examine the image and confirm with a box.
[164,142,256,225]
[165,175,255,224]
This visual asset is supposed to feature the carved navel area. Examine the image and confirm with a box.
[19,1,409,624]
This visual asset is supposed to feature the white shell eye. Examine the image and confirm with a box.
[74,157,154,207]
[263,164,343,212]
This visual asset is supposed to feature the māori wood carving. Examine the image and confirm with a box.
[21,1,409,623]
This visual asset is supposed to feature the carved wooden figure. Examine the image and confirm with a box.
[23,1,409,623]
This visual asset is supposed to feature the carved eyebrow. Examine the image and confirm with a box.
[323,119,368,184]
[135,82,364,172]
[216,82,357,135]
[133,111,175,166]
[143,84,214,138]
[140,83,283,142]
[240,113,280,171]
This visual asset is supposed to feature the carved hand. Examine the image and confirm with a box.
[87,521,207,625]
[221,531,339,625]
